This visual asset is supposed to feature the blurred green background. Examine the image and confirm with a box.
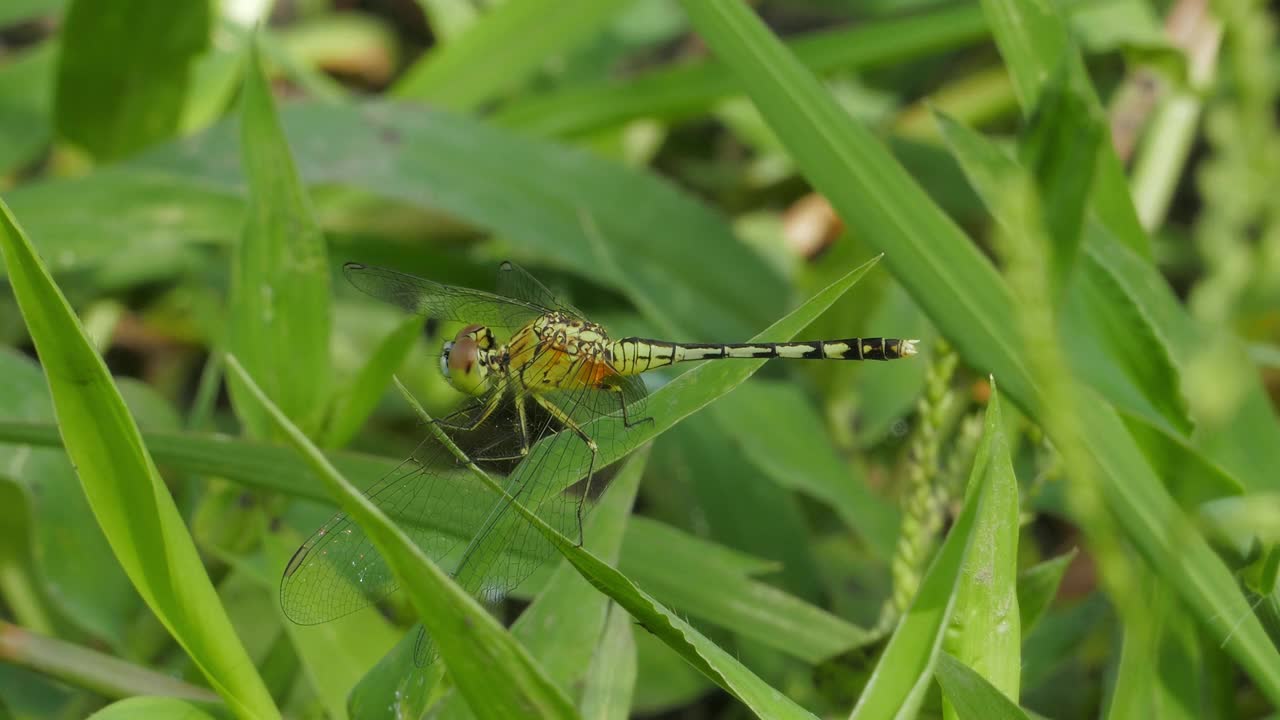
[1,0,1279,718]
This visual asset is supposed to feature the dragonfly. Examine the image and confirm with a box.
[280,261,917,662]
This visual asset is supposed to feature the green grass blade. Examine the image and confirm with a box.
[677,0,1280,707]
[944,380,1021,712]
[394,0,631,108]
[0,201,279,719]
[847,380,998,720]
[979,0,1149,258]
[322,316,420,448]
[0,475,52,635]
[87,697,220,720]
[494,4,989,137]
[1016,550,1076,634]
[0,42,55,175]
[710,380,899,560]
[0,620,219,704]
[678,0,1033,407]
[931,110,1192,436]
[935,653,1031,720]
[1017,64,1101,299]
[579,605,636,720]
[0,349,140,647]
[622,516,871,663]
[224,354,580,720]
[227,37,332,440]
[53,0,209,160]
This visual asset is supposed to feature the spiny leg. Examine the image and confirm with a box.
[531,393,598,548]
[472,393,535,462]
[605,382,653,429]
[437,380,508,434]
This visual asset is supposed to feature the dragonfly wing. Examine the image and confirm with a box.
[279,405,505,625]
[495,261,587,319]
[344,263,550,330]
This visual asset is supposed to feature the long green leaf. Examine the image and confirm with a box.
[227,37,331,440]
[226,354,579,720]
[935,653,1031,720]
[494,3,989,137]
[944,381,1020,713]
[88,697,219,720]
[0,620,219,704]
[979,0,1149,257]
[710,380,899,559]
[0,201,278,719]
[930,109,1191,437]
[677,0,1280,706]
[579,605,636,720]
[849,412,992,719]
[53,0,209,160]
[394,0,631,108]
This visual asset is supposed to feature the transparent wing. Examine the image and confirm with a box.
[494,261,586,319]
[278,401,509,625]
[344,263,552,331]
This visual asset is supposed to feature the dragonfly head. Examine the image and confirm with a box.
[441,324,495,396]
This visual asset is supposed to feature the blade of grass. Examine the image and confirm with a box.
[322,315,420,448]
[53,0,209,160]
[848,379,1000,720]
[677,0,1280,706]
[1016,550,1076,634]
[710,380,899,560]
[87,697,220,720]
[225,354,579,720]
[494,3,989,137]
[930,109,1192,437]
[979,0,1149,257]
[944,381,1020,715]
[579,605,636,720]
[227,37,332,440]
[0,620,219,704]
[935,652,1032,720]
[621,514,872,663]
[0,202,279,718]
[394,0,632,108]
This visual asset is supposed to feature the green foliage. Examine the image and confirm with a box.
[2,1,1279,718]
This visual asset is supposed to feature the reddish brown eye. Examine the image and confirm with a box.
[448,336,479,376]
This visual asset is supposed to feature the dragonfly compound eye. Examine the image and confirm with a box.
[446,336,488,395]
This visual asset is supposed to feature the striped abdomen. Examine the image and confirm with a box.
[610,337,918,376]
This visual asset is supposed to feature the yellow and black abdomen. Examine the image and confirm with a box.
[610,337,917,375]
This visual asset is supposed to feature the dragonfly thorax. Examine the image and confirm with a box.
[440,324,501,396]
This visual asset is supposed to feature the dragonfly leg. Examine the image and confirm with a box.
[531,393,598,547]
[469,394,534,462]
[604,382,654,429]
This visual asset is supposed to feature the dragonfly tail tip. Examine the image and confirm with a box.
[901,339,920,357]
